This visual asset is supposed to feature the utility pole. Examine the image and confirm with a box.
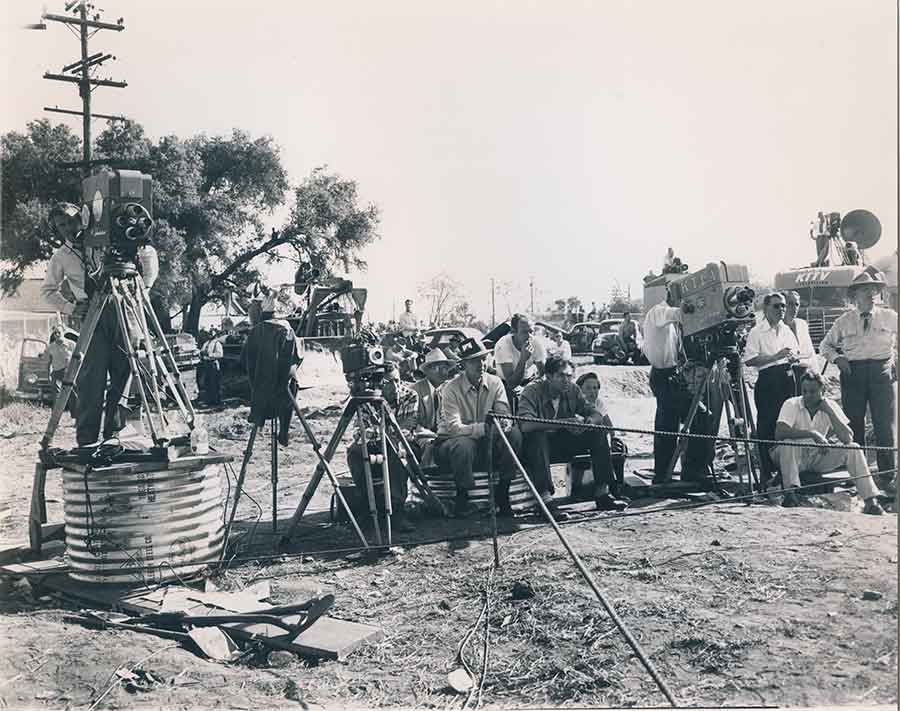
[529,276,534,314]
[491,278,496,328]
[34,1,127,177]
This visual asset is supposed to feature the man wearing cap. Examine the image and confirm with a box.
[436,336,523,517]
[398,299,419,338]
[41,201,159,445]
[820,268,897,488]
[409,348,455,466]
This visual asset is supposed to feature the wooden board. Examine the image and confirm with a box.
[37,574,381,660]
[0,558,69,577]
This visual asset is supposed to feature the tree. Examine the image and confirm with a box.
[0,120,82,292]
[1,119,381,335]
[418,272,463,326]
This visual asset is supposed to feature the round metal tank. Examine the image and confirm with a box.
[62,463,225,585]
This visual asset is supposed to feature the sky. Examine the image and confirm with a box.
[2,0,898,323]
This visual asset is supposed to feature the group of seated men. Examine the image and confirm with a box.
[347,313,626,528]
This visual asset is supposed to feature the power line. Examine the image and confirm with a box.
[32,1,129,176]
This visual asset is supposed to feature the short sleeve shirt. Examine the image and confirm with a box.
[494,333,547,381]
[776,396,848,437]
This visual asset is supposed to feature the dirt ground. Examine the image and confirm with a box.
[0,357,897,709]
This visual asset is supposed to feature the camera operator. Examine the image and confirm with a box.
[743,292,801,483]
[41,202,159,446]
[494,313,546,407]
[642,288,706,483]
[347,363,418,532]
[819,269,897,490]
[435,337,523,517]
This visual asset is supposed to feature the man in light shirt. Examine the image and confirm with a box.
[201,327,225,407]
[398,299,419,338]
[641,288,706,482]
[494,313,547,404]
[41,202,159,445]
[547,329,573,360]
[783,290,818,393]
[773,370,884,514]
[743,292,802,483]
[435,337,522,517]
[819,269,897,486]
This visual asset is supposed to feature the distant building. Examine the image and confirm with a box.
[0,278,60,341]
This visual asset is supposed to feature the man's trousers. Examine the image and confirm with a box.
[75,302,130,446]
[840,359,896,477]
[753,365,795,478]
[435,427,523,491]
[772,439,879,500]
[649,367,712,476]
[523,427,612,496]
[347,440,408,512]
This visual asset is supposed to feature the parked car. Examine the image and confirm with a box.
[15,333,199,404]
[423,326,485,352]
[15,338,54,402]
[591,319,625,364]
[566,321,608,355]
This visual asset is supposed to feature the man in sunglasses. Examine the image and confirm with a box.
[820,268,897,491]
[744,292,802,485]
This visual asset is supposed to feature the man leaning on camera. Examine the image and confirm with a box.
[41,201,159,446]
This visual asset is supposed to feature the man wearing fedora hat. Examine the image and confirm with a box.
[820,267,897,489]
[409,348,456,466]
[436,336,523,517]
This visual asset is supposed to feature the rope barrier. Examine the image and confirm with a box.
[490,412,900,452]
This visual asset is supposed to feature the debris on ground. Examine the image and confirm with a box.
[862,590,884,601]
[511,581,534,600]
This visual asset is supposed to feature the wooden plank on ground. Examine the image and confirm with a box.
[0,558,69,577]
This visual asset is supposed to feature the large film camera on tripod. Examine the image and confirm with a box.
[669,262,756,362]
[662,262,760,489]
[80,168,155,274]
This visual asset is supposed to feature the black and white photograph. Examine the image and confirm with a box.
[0,1,898,708]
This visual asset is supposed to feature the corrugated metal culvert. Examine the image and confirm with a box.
[62,463,225,585]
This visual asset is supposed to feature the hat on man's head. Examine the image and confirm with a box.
[848,267,887,291]
[457,336,491,361]
[422,348,450,369]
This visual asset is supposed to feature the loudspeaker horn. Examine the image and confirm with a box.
[840,209,881,250]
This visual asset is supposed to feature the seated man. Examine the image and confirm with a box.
[519,356,626,512]
[409,348,455,466]
[494,313,546,407]
[346,363,419,532]
[773,370,884,515]
[435,336,523,517]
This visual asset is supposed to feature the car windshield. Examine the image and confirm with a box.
[796,287,849,309]
[598,322,620,334]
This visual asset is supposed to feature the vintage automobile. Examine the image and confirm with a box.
[15,338,54,402]
[566,321,608,355]
[590,319,625,364]
[15,333,199,404]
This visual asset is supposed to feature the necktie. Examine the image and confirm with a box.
[861,312,871,333]
[432,389,441,431]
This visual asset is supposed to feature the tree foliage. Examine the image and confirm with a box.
[1,119,380,335]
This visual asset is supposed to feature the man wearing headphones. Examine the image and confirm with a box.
[41,201,159,445]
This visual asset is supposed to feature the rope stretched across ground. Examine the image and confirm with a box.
[489,412,900,452]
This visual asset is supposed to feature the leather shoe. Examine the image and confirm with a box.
[595,494,627,512]
[863,499,885,516]
[782,490,802,508]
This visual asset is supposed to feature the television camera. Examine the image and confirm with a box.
[340,330,387,393]
[668,262,755,363]
[80,168,155,276]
